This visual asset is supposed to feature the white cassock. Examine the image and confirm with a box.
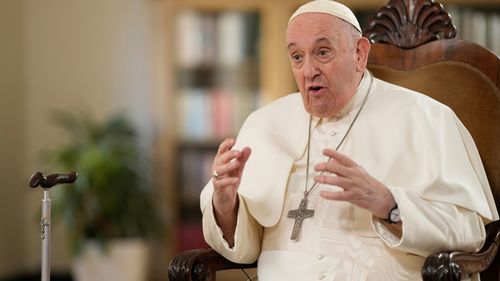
[201,71,499,281]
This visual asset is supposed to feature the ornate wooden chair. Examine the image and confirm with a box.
[168,0,500,280]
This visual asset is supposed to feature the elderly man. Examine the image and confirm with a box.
[200,1,498,280]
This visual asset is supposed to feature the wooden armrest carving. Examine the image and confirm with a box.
[168,248,257,281]
[422,220,500,281]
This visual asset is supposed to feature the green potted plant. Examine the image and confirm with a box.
[46,110,161,281]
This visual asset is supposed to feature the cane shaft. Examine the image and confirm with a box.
[41,190,51,281]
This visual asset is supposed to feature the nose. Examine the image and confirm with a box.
[303,56,320,81]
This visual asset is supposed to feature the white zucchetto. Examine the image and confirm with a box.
[289,0,362,33]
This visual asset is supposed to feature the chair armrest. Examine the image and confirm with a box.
[422,220,500,281]
[168,248,258,281]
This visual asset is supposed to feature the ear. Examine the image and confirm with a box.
[355,37,371,72]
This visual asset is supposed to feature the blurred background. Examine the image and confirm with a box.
[0,0,498,280]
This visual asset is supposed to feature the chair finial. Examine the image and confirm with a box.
[363,0,457,49]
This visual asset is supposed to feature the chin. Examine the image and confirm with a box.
[309,109,331,118]
[308,104,333,118]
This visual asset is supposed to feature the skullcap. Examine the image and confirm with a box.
[289,0,361,33]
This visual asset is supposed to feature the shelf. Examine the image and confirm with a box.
[176,62,260,89]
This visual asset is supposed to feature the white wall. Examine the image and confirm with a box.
[0,0,159,277]
[0,0,27,276]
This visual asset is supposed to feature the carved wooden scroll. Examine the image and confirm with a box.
[422,220,500,281]
[363,0,457,48]
[168,248,257,281]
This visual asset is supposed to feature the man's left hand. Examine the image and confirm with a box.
[314,148,395,219]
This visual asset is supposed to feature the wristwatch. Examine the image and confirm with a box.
[385,204,401,224]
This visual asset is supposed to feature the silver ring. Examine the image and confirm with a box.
[213,170,221,180]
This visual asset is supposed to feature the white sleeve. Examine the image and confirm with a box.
[372,185,486,257]
[202,193,263,263]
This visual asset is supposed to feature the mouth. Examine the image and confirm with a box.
[307,86,324,95]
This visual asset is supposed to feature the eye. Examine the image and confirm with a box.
[290,53,302,63]
[317,49,330,57]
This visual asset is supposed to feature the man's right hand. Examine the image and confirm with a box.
[211,138,251,246]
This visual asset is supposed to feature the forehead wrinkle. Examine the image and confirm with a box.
[315,37,332,46]
[287,35,337,52]
[286,16,344,51]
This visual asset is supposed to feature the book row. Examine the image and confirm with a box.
[176,88,259,141]
[175,10,260,68]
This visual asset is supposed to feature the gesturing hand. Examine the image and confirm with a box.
[212,138,252,218]
[314,149,395,219]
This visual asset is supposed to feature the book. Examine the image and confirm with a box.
[457,7,499,54]
[217,11,246,67]
[211,89,234,138]
[176,10,204,68]
[177,88,213,140]
[488,13,500,55]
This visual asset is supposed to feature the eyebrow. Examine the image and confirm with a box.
[287,37,332,50]
[315,37,331,45]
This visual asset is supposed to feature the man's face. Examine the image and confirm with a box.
[286,13,362,118]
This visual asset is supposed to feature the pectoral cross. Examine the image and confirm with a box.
[287,197,315,241]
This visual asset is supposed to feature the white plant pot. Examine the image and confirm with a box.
[72,238,149,281]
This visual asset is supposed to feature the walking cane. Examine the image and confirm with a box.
[29,171,78,281]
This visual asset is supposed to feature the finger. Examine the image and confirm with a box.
[213,176,240,189]
[314,160,350,177]
[323,149,357,167]
[319,190,354,201]
[214,159,241,178]
[238,147,252,169]
[314,174,352,188]
[217,138,235,156]
[216,149,242,166]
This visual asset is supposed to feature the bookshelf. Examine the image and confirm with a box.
[447,5,500,55]
[172,8,263,251]
[160,0,500,257]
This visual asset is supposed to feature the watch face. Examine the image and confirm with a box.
[390,207,401,223]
